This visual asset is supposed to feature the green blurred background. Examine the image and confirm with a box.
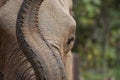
[72,0,120,80]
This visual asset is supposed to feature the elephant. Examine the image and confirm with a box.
[0,0,76,80]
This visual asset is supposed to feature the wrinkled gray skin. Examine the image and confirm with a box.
[0,0,76,80]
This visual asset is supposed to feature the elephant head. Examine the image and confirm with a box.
[16,0,76,80]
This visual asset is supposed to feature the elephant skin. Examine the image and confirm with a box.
[0,0,76,80]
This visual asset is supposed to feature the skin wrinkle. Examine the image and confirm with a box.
[0,28,36,80]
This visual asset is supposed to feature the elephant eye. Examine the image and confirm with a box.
[67,36,75,45]
[67,35,75,48]
[65,36,75,53]
[69,8,74,17]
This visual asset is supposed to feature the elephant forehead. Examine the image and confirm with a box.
[38,0,76,40]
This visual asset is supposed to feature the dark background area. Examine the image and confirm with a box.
[73,0,120,80]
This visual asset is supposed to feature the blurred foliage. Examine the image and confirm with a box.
[73,0,120,79]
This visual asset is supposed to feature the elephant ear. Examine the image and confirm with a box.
[16,0,67,80]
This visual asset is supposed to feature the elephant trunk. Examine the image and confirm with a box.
[16,0,67,80]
